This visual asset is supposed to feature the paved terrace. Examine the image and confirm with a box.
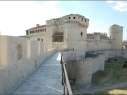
[12,53,63,95]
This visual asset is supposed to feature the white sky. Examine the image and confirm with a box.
[0,1,61,36]
[0,1,110,36]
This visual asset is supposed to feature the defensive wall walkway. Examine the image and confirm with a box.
[12,53,64,95]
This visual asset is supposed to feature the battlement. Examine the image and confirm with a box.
[26,25,46,35]
[46,14,89,28]
[110,24,123,33]
[87,32,110,40]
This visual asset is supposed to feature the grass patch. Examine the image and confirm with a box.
[82,88,127,95]
[75,57,127,95]
[92,70,107,85]
[92,57,127,85]
[94,88,127,95]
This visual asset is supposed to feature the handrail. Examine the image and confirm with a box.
[63,63,73,95]
[60,53,73,95]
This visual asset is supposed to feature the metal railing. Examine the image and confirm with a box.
[60,53,73,95]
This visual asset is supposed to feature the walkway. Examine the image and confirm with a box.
[12,53,63,95]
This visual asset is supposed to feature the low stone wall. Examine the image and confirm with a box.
[102,49,127,60]
[0,36,56,95]
[75,54,105,86]
[65,52,105,86]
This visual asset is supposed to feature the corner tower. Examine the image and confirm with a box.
[63,14,89,50]
[110,24,123,49]
[46,14,89,51]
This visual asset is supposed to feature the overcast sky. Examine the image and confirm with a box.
[0,1,127,40]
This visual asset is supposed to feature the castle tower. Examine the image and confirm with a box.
[46,18,65,50]
[61,14,90,86]
[63,14,89,50]
[110,24,123,49]
[46,14,89,51]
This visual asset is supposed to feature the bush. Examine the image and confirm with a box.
[92,70,106,85]
[123,63,127,68]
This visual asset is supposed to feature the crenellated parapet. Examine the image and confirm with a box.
[26,24,47,35]
[46,14,89,28]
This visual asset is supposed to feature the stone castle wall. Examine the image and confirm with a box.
[86,39,112,51]
[46,15,88,51]
[64,49,127,86]
[46,15,124,87]
[0,36,56,95]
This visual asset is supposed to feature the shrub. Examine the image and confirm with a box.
[92,70,106,85]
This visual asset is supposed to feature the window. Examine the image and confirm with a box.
[37,38,40,41]
[26,30,29,35]
[81,18,84,21]
[85,19,87,22]
[69,17,71,19]
[41,39,43,42]
[39,29,41,32]
[73,17,75,19]
[30,31,34,34]
[52,32,64,42]
[17,44,23,60]
[80,32,83,37]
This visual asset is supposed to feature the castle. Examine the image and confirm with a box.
[26,14,123,51]
[25,14,126,86]
[0,14,126,94]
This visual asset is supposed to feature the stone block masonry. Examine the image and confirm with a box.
[0,35,56,95]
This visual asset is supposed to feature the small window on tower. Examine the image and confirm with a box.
[80,32,83,37]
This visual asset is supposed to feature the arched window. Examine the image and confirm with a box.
[73,17,76,19]
[69,17,71,19]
